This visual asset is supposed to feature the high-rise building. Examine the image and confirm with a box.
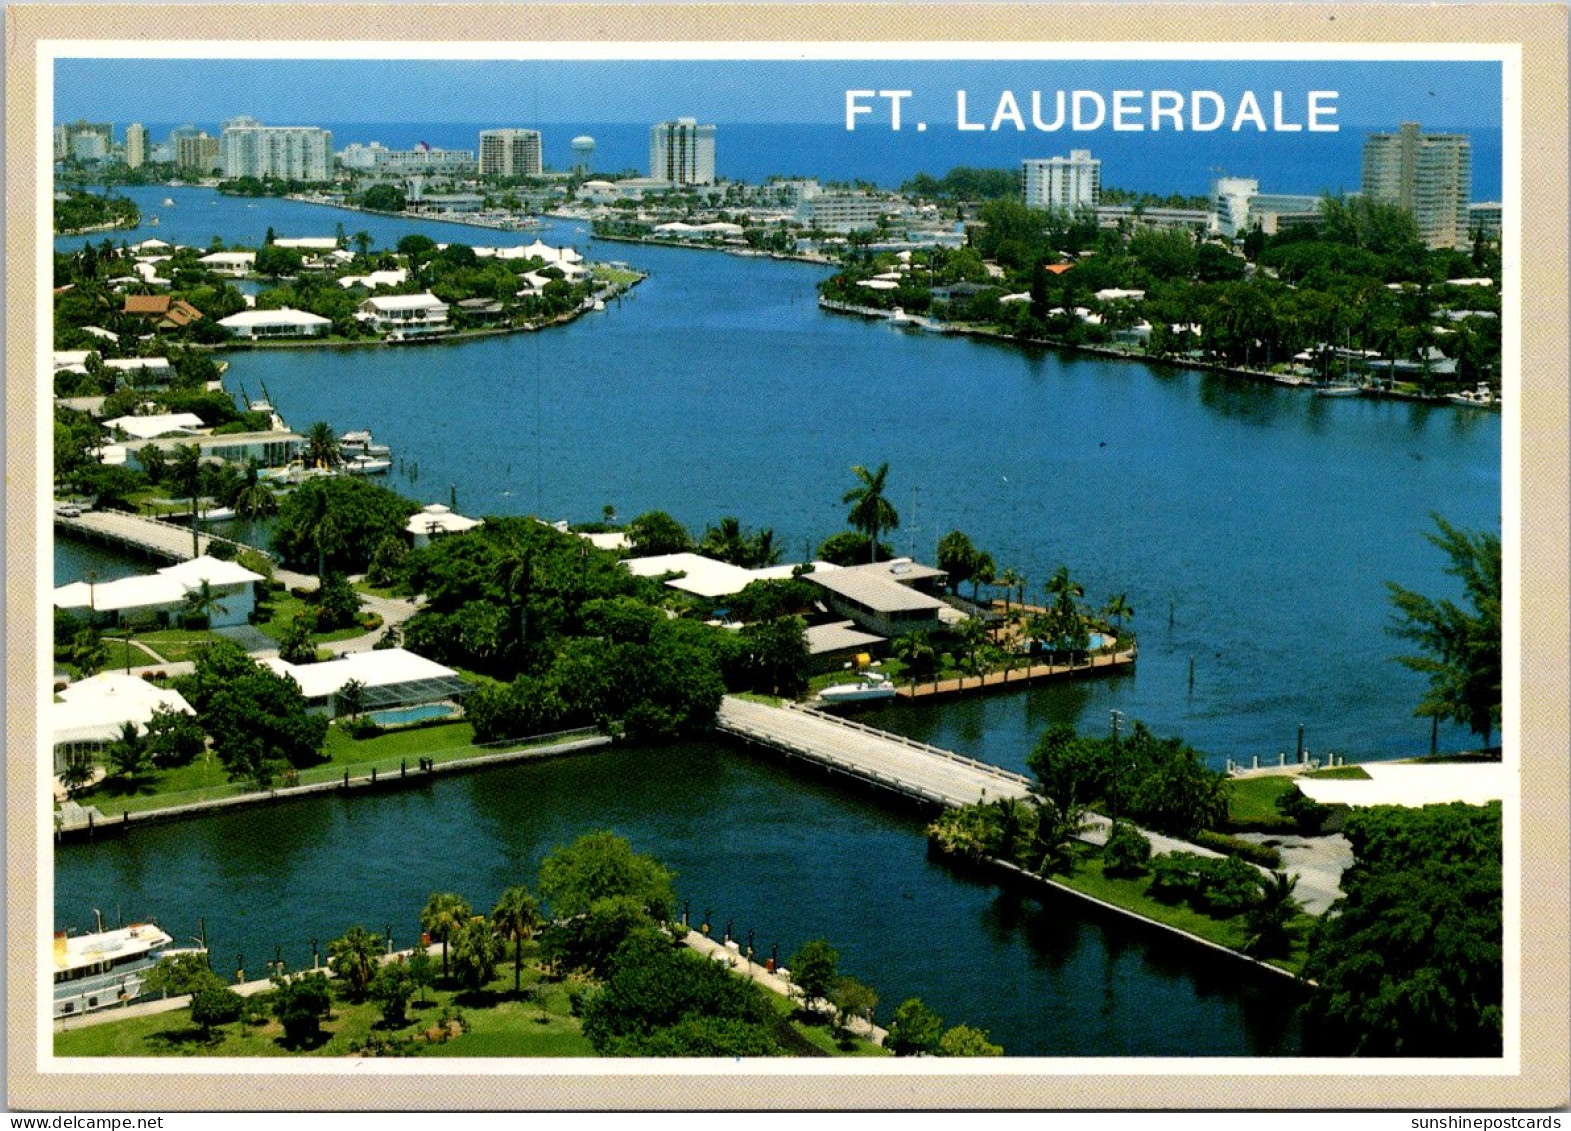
[571,135,596,175]
[176,133,221,175]
[479,129,543,177]
[56,121,113,163]
[125,122,147,169]
[1021,150,1101,211]
[1209,177,1259,237]
[221,123,334,181]
[1361,122,1472,249]
[649,118,716,185]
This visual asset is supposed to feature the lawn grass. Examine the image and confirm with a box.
[1224,775,1299,829]
[1041,852,1312,976]
[54,941,880,1059]
[1306,765,1371,780]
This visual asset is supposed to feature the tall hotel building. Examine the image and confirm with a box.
[1361,122,1471,249]
[221,123,334,181]
[1021,150,1101,211]
[125,122,147,169]
[649,118,716,185]
[479,129,543,177]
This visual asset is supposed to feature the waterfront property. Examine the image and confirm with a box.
[805,620,887,673]
[263,647,471,717]
[54,553,264,630]
[622,550,800,600]
[806,558,958,638]
[124,429,305,470]
[405,503,482,548]
[218,307,332,339]
[52,673,196,774]
[355,293,450,338]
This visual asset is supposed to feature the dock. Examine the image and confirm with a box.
[55,508,261,563]
[895,648,1135,700]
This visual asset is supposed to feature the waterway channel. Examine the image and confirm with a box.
[51,186,1501,1055]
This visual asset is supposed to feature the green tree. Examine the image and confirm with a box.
[170,443,204,559]
[144,953,225,999]
[278,611,318,665]
[59,756,96,797]
[1243,871,1302,957]
[272,477,418,577]
[891,630,939,684]
[885,997,945,1056]
[352,230,374,259]
[939,1024,1004,1056]
[313,571,363,632]
[143,705,206,769]
[830,975,878,1039]
[178,639,327,773]
[336,678,365,721]
[1027,724,1105,824]
[189,984,244,1034]
[271,971,333,1047]
[181,579,229,630]
[420,892,472,981]
[255,244,304,279]
[1102,592,1134,636]
[367,960,415,1026]
[491,885,542,994]
[406,947,437,1007]
[1386,516,1502,749]
[935,529,979,595]
[537,831,675,922]
[625,510,692,556]
[1303,802,1502,1056]
[842,463,899,563]
[788,938,840,1012]
[327,925,382,1000]
[449,915,503,991]
[1103,820,1153,877]
[303,421,342,470]
[104,721,152,782]
[361,184,407,213]
[69,625,107,677]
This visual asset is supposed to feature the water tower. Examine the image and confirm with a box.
[571,135,595,175]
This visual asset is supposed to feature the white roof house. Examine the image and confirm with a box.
[129,238,171,253]
[218,308,332,338]
[336,268,408,290]
[263,648,471,715]
[103,412,206,441]
[623,552,800,600]
[1095,288,1146,302]
[197,251,256,275]
[103,357,173,378]
[405,503,481,547]
[53,673,195,758]
[856,279,900,291]
[806,558,949,637]
[80,325,119,342]
[53,350,93,371]
[356,293,451,336]
[273,237,340,250]
[578,531,631,552]
[54,555,264,628]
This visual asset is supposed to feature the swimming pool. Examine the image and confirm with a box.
[365,703,458,726]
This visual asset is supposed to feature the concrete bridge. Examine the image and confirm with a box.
[55,508,264,563]
[715,696,1342,914]
[716,696,1033,808]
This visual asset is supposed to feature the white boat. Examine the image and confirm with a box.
[1314,381,1363,397]
[344,454,392,475]
[1446,382,1496,407]
[161,197,175,207]
[339,430,391,457]
[53,921,205,1018]
[819,671,897,704]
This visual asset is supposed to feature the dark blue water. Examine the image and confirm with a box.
[112,120,1503,201]
[54,742,1304,1056]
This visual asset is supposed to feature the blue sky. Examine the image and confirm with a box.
[54,57,1502,128]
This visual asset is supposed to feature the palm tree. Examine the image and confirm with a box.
[1244,871,1302,957]
[420,892,471,981]
[60,756,96,798]
[997,568,1022,615]
[170,443,204,559]
[337,678,365,721]
[490,540,534,654]
[1102,593,1134,636]
[230,458,278,543]
[891,630,937,688]
[304,421,342,470]
[700,517,748,565]
[292,482,339,580]
[182,579,229,629]
[972,551,996,606]
[352,230,374,260]
[327,925,382,999]
[491,885,542,994]
[842,463,899,564]
[105,721,151,782]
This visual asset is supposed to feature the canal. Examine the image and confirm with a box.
[54,741,1305,1056]
[52,186,1500,1054]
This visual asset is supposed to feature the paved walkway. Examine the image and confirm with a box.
[681,930,886,1045]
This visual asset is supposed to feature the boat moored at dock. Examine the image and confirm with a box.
[53,921,205,1018]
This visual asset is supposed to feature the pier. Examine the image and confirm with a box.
[895,647,1135,700]
[55,508,261,564]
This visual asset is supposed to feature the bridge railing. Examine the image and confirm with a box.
[77,508,276,560]
[774,705,1033,787]
[716,722,980,808]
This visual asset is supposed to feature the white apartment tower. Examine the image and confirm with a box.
[1361,122,1472,249]
[221,123,334,181]
[125,122,147,169]
[1209,176,1260,237]
[479,129,543,177]
[649,118,716,185]
[1022,150,1101,211]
